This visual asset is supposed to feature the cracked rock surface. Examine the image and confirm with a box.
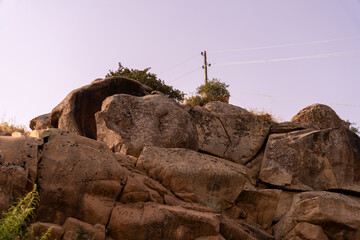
[190,101,271,164]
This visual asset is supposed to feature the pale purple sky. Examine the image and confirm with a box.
[1,0,359,128]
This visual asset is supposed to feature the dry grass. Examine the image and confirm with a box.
[0,118,29,135]
[248,108,279,123]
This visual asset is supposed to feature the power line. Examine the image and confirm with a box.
[210,36,360,54]
[167,67,202,83]
[235,90,360,108]
[158,54,198,74]
[213,50,360,66]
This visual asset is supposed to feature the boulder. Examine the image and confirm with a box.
[291,103,347,129]
[234,189,281,230]
[107,202,221,240]
[119,171,170,204]
[283,222,328,240]
[51,76,152,139]
[95,93,198,157]
[0,135,41,213]
[273,191,360,240]
[189,102,270,164]
[29,113,52,130]
[136,147,252,211]
[62,217,105,240]
[260,127,360,193]
[107,202,273,240]
[31,129,127,225]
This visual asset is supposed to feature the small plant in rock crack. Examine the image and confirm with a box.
[74,226,93,240]
[201,198,222,214]
[0,184,52,240]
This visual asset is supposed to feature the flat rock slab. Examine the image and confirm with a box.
[96,93,198,157]
[136,147,251,210]
[260,127,360,193]
[190,102,270,164]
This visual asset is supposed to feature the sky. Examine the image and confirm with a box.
[0,0,359,129]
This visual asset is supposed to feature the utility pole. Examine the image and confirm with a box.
[201,51,211,84]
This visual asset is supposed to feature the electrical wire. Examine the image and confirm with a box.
[158,54,199,74]
[209,36,360,54]
[167,67,202,83]
[213,50,360,66]
[235,90,360,108]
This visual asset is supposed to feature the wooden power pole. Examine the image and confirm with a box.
[201,51,211,84]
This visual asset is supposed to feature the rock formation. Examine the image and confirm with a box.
[95,93,198,156]
[2,78,360,239]
[50,76,152,139]
[291,103,348,129]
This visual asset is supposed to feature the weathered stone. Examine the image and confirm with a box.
[284,222,329,240]
[270,121,319,134]
[273,191,360,240]
[273,191,294,223]
[218,216,274,240]
[62,217,105,240]
[195,236,225,240]
[32,129,127,225]
[96,93,198,157]
[190,102,270,164]
[235,189,281,230]
[29,113,52,130]
[51,76,151,139]
[0,135,41,213]
[31,222,64,240]
[245,150,264,185]
[107,203,221,240]
[136,147,251,210]
[260,127,360,193]
[189,106,229,158]
[291,103,347,129]
[119,171,169,204]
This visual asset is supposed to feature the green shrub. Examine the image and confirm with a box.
[0,184,51,240]
[345,120,359,135]
[185,79,230,106]
[107,62,185,101]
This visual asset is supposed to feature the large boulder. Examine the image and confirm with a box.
[273,191,360,240]
[136,147,252,211]
[189,102,270,164]
[107,203,221,240]
[0,135,41,213]
[260,127,360,193]
[31,129,127,225]
[234,189,281,231]
[51,76,152,139]
[291,103,347,129]
[62,217,105,240]
[29,113,52,130]
[95,93,198,157]
[107,202,273,240]
[283,222,329,240]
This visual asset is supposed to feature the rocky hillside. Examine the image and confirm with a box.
[2,76,360,240]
